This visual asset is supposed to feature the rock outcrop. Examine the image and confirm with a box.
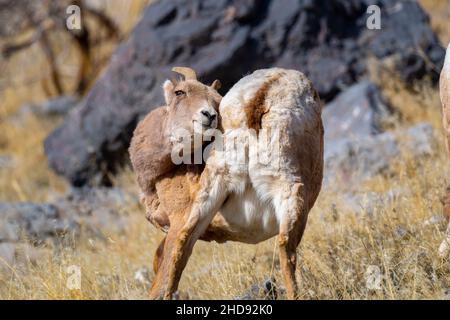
[322,80,392,141]
[324,123,435,187]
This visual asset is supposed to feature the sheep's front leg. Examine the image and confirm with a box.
[163,170,229,299]
[149,218,185,299]
[149,170,228,299]
[275,182,308,300]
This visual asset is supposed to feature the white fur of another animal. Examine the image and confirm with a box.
[439,43,450,258]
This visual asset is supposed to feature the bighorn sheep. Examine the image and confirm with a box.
[440,44,450,258]
[129,67,221,234]
[130,67,323,299]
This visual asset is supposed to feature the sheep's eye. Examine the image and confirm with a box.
[175,90,185,96]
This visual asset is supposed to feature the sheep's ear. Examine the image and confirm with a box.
[211,79,221,91]
[163,79,174,105]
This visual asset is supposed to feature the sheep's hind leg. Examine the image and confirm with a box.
[153,236,166,274]
[274,182,308,300]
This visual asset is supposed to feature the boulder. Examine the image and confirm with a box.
[322,79,396,187]
[324,123,434,187]
[322,80,392,141]
[44,0,445,186]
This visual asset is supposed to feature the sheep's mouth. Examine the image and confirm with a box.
[194,119,215,129]
[202,121,214,128]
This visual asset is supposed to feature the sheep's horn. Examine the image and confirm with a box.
[172,67,197,80]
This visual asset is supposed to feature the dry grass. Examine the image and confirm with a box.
[421,0,450,45]
[0,1,449,299]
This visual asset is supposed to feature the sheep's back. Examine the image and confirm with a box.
[129,106,174,195]
[219,68,322,134]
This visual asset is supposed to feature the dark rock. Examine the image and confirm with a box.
[324,123,434,187]
[322,80,392,141]
[365,2,444,83]
[235,277,278,300]
[44,0,445,186]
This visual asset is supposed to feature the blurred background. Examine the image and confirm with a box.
[0,0,449,300]
[0,0,151,200]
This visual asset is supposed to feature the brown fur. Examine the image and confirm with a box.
[132,68,323,299]
[129,107,174,196]
[129,71,221,226]
[441,50,450,223]
[147,69,324,299]
[153,236,166,273]
[244,73,283,133]
[129,68,222,298]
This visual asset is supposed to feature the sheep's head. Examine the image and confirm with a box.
[164,67,222,155]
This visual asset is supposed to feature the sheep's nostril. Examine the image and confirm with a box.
[201,110,211,118]
[201,110,216,122]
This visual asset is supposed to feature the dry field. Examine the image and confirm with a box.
[0,0,449,299]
